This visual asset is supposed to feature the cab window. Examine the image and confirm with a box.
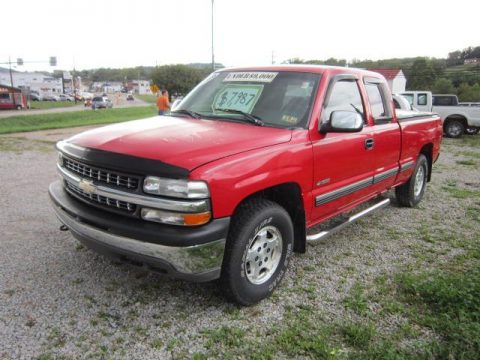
[323,80,365,123]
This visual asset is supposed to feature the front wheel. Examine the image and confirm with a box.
[395,154,428,207]
[220,199,293,306]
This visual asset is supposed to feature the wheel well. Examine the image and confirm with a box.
[420,143,433,182]
[443,115,467,131]
[234,183,306,254]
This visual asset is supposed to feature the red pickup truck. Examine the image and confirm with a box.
[49,66,442,305]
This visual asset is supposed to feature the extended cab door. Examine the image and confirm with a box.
[310,75,377,223]
[363,77,402,192]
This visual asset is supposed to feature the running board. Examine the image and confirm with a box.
[306,198,391,243]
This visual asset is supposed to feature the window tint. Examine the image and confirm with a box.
[433,96,455,106]
[365,83,386,119]
[323,80,364,122]
[393,99,400,109]
[418,93,428,106]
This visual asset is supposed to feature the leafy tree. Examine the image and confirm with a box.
[151,64,211,95]
[457,82,480,102]
[407,59,438,90]
[431,78,456,94]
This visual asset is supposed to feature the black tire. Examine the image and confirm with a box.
[220,198,294,306]
[395,154,428,207]
[465,127,479,135]
[16,105,22,110]
[444,119,464,138]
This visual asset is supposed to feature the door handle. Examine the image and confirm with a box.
[365,138,374,150]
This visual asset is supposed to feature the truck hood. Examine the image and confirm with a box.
[66,116,292,171]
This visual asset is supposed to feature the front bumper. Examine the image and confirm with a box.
[49,180,230,282]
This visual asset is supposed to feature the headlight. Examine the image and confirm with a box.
[141,208,211,226]
[143,176,209,199]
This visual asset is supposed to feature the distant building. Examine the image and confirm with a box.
[464,58,479,64]
[370,69,406,94]
[127,80,151,95]
[0,70,63,96]
[91,81,123,93]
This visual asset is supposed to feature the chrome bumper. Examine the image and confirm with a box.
[52,203,226,280]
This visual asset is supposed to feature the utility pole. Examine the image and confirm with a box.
[271,51,275,65]
[8,56,15,106]
[211,0,215,71]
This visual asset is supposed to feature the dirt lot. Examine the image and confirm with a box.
[0,129,479,359]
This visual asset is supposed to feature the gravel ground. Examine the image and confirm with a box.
[0,131,478,359]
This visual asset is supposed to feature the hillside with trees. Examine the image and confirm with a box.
[285,46,480,101]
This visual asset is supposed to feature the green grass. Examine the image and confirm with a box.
[0,105,156,134]
[135,94,157,104]
[396,263,480,358]
[30,100,79,109]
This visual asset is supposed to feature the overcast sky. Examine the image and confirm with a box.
[1,0,478,72]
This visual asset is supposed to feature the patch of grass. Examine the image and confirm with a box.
[30,101,79,110]
[0,137,54,153]
[0,106,156,134]
[204,326,246,349]
[442,185,480,199]
[151,338,163,349]
[457,150,480,159]
[456,159,476,166]
[396,264,480,358]
[343,282,369,315]
[135,94,157,104]
[340,321,377,349]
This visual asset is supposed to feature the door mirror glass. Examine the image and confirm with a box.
[321,111,363,133]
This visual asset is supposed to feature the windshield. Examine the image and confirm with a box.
[177,71,321,128]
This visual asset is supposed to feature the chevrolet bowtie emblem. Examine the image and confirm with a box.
[79,179,96,194]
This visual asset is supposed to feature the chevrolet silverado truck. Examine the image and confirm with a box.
[401,91,480,137]
[49,66,442,305]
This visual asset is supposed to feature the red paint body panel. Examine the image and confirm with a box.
[65,65,442,230]
[68,116,292,171]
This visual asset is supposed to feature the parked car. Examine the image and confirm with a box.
[58,94,74,102]
[91,96,113,109]
[43,94,60,101]
[401,91,480,137]
[49,66,442,305]
[126,94,134,101]
[29,93,43,101]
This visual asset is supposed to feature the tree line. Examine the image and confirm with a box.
[285,45,480,101]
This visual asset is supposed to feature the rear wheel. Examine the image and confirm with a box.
[444,119,464,138]
[395,154,428,207]
[220,198,293,306]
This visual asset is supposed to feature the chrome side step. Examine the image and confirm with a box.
[306,198,391,243]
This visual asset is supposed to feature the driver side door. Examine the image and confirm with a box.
[310,75,376,223]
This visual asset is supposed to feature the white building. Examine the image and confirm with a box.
[370,69,406,94]
[91,81,123,93]
[129,80,151,95]
[0,70,63,96]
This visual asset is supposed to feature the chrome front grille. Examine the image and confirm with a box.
[63,157,139,190]
[66,182,136,213]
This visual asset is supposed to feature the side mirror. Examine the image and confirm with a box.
[320,111,363,133]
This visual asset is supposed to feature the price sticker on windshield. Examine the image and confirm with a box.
[212,84,264,113]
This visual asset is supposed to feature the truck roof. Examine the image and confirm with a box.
[217,65,386,79]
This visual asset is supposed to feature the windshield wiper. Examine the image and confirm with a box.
[213,108,264,126]
[170,109,202,119]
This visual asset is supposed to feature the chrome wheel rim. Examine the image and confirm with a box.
[449,123,462,137]
[244,225,283,285]
[414,166,425,197]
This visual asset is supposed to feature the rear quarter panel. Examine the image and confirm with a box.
[396,114,442,184]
